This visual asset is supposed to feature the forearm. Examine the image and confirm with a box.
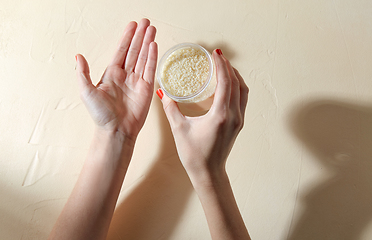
[49,128,135,240]
[189,168,251,240]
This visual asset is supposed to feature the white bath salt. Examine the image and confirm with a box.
[161,47,210,97]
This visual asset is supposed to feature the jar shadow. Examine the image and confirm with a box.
[178,95,214,117]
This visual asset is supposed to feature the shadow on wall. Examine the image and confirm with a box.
[288,99,372,240]
[106,97,193,240]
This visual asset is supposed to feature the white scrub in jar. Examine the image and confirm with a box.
[157,43,216,103]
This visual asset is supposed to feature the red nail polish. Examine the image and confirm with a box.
[216,49,223,55]
[75,55,77,61]
[156,89,164,99]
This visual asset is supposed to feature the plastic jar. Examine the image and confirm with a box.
[157,43,216,103]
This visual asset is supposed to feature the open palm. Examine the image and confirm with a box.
[76,19,157,140]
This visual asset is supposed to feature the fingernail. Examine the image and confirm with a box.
[216,49,223,55]
[75,55,77,61]
[156,88,164,100]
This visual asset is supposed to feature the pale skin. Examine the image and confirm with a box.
[159,49,250,240]
[48,18,250,240]
[48,19,158,240]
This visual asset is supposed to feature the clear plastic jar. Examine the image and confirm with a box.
[157,43,216,103]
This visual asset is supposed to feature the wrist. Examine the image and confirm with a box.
[89,127,136,172]
[94,127,136,149]
[187,165,230,192]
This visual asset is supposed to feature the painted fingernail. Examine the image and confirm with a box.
[156,88,164,99]
[216,49,223,55]
[75,55,77,61]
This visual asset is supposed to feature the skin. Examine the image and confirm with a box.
[48,19,158,240]
[159,49,250,240]
[49,18,250,240]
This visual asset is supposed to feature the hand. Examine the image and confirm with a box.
[76,19,158,142]
[49,20,158,240]
[159,49,250,239]
[159,49,249,182]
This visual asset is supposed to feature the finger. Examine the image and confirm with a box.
[134,25,157,76]
[157,88,185,130]
[143,42,158,85]
[76,54,95,95]
[124,18,150,72]
[224,57,240,113]
[234,68,249,119]
[109,21,137,68]
[210,49,231,113]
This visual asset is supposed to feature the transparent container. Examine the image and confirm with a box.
[157,43,216,103]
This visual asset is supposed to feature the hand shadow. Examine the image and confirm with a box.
[106,97,193,240]
[288,99,372,240]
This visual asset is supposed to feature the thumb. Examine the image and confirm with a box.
[156,88,185,129]
[75,54,95,95]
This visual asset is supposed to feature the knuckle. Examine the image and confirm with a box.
[232,115,243,130]
[231,75,239,84]
[237,117,245,132]
[214,113,228,128]
[241,83,249,94]
[138,53,148,62]
[162,100,172,112]
[118,45,129,53]
[240,121,245,131]
[163,102,183,130]
[128,46,140,56]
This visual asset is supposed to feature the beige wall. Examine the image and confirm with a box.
[1,0,372,239]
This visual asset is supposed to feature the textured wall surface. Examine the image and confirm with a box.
[1,0,372,239]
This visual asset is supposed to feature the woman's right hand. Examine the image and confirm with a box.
[76,19,157,143]
[158,49,251,240]
[158,49,249,185]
